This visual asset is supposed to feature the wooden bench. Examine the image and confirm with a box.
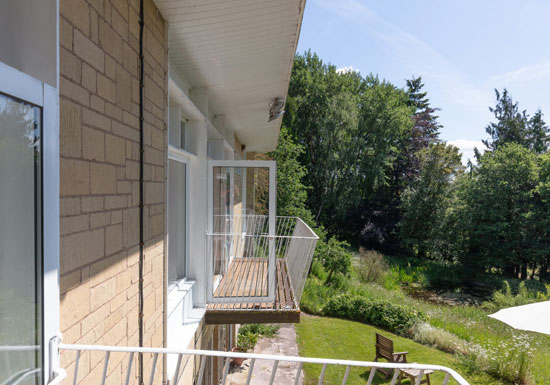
[373,333,409,378]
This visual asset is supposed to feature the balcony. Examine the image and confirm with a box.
[205,215,318,324]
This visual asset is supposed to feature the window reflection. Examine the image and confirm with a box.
[0,93,42,385]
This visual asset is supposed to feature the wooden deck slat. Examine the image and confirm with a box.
[207,258,300,324]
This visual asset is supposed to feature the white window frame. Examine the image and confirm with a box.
[0,61,60,384]
[206,160,277,303]
[167,144,193,291]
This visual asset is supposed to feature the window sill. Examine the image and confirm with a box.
[167,278,195,317]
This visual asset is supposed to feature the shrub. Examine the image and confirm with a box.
[411,323,468,354]
[310,260,327,281]
[482,281,550,312]
[236,323,280,352]
[236,331,257,352]
[300,277,340,314]
[355,249,389,285]
[239,323,279,338]
[323,294,425,334]
[315,237,352,282]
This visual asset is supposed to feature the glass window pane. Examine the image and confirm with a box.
[0,93,42,384]
[168,159,186,283]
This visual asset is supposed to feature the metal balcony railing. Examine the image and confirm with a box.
[206,215,318,305]
[54,342,471,385]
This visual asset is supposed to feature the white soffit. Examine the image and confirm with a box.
[155,0,305,152]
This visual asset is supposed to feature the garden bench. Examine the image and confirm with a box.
[373,333,409,378]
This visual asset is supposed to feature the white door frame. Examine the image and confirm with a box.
[0,61,60,384]
[206,160,276,303]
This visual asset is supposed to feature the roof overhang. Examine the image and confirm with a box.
[155,0,305,152]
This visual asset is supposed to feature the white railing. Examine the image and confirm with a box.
[206,215,318,304]
[56,342,470,385]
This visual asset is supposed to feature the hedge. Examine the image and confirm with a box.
[323,294,425,334]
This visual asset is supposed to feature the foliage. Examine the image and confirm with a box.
[285,51,413,239]
[483,88,549,154]
[355,249,388,285]
[268,127,313,223]
[236,331,257,352]
[239,323,280,338]
[296,316,504,385]
[411,323,469,354]
[482,281,550,312]
[399,142,463,258]
[323,293,425,334]
[458,144,541,277]
[314,237,352,282]
[236,324,280,352]
[300,275,340,315]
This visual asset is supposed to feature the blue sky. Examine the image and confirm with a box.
[297,0,550,163]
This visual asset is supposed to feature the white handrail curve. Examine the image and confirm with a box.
[59,343,470,385]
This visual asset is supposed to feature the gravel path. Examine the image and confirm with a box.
[227,324,303,385]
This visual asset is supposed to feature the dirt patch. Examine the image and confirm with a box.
[227,324,303,385]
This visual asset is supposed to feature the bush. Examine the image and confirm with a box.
[310,260,328,281]
[323,294,425,334]
[315,237,352,282]
[300,277,340,314]
[236,331,257,352]
[482,281,550,312]
[356,249,389,285]
[239,323,279,338]
[236,323,280,352]
[411,323,468,354]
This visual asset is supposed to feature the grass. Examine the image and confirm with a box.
[300,257,550,384]
[296,315,504,385]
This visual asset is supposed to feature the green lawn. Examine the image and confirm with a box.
[295,315,505,385]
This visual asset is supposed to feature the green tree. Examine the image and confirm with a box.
[268,127,313,223]
[399,143,463,258]
[461,144,540,277]
[532,153,550,280]
[284,52,413,239]
[483,89,549,154]
[315,237,352,283]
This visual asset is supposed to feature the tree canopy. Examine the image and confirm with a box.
[275,51,550,285]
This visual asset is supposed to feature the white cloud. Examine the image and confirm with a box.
[336,65,358,74]
[490,60,550,85]
[448,139,487,165]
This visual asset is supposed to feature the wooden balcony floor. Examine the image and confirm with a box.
[205,258,300,324]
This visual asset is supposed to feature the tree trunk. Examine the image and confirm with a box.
[521,263,528,280]
[504,264,515,278]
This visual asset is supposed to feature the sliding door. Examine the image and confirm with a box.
[0,90,43,384]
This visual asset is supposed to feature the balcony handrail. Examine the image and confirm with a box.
[57,342,470,385]
[206,215,318,304]
[206,232,317,240]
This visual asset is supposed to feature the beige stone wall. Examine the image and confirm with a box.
[58,0,167,384]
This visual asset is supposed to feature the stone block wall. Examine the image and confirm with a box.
[58,0,167,383]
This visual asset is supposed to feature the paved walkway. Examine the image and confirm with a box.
[227,324,303,385]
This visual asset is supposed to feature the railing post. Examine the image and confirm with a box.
[48,335,64,384]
